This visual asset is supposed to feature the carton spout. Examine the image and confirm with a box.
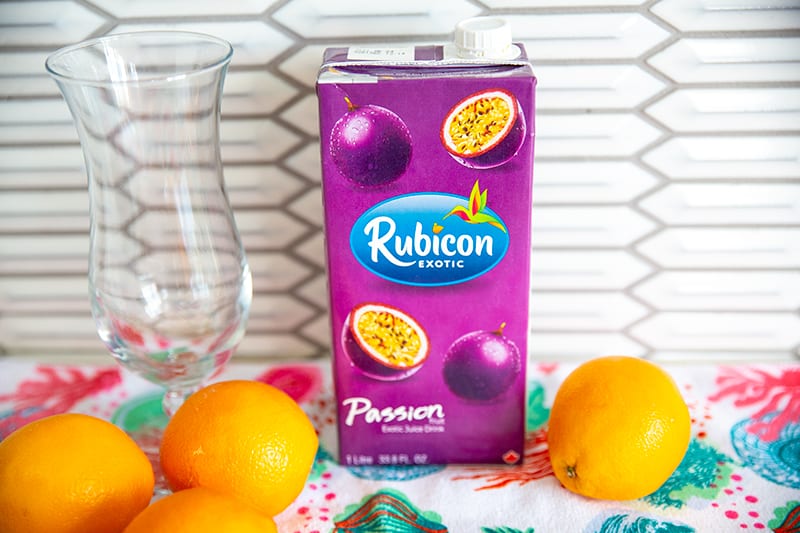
[454,17,522,60]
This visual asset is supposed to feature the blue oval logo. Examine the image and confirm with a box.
[350,183,509,286]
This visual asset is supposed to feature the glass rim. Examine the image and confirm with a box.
[45,30,234,86]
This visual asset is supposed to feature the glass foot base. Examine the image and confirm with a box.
[111,392,171,496]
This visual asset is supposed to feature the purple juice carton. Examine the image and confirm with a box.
[317,18,536,465]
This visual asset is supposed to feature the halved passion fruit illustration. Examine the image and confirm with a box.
[440,88,526,169]
[442,322,521,402]
[330,97,412,187]
[342,303,429,381]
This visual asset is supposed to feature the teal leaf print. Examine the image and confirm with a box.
[769,500,800,531]
[595,513,694,533]
[526,380,550,432]
[334,488,448,532]
[645,437,732,509]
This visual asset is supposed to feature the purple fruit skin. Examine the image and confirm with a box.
[443,328,521,401]
[342,320,422,381]
[330,103,412,186]
[450,102,526,170]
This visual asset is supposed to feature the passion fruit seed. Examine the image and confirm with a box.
[356,310,421,367]
[448,96,511,155]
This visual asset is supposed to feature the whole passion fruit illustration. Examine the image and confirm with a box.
[342,303,429,381]
[441,88,526,169]
[329,97,412,187]
[443,323,521,402]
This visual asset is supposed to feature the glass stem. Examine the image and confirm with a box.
[162,386,198,418]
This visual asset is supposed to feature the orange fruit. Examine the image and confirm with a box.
[123,487,277,533]
[0,413,154,533]
[160,380,318,516]
[547,356,691,500]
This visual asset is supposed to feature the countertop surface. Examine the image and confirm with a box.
[1,357,798,532]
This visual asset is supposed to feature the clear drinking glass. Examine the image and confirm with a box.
[46,32,252,438]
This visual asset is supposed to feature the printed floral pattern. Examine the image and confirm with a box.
[1,360,797,532]
[590,513,694,532]
[333,489,447,532]
[644,437,732,509]
[770,501,800,532]
[255,364,323,405]
[709,366,800,489]
[0,366,121,438]
[708,366,800,442]
[452,428,552,490]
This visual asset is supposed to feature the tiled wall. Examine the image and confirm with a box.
[1,0,798,363]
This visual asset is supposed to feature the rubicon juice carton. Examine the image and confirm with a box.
[317,18,536,465]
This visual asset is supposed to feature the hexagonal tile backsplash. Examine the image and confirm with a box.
[1,0,798,363]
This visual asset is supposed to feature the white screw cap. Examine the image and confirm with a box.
[454,17,518,59]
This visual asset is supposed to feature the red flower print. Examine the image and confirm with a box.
[256,365,324,404]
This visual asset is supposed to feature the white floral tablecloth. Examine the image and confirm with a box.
[1,357,798,532]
